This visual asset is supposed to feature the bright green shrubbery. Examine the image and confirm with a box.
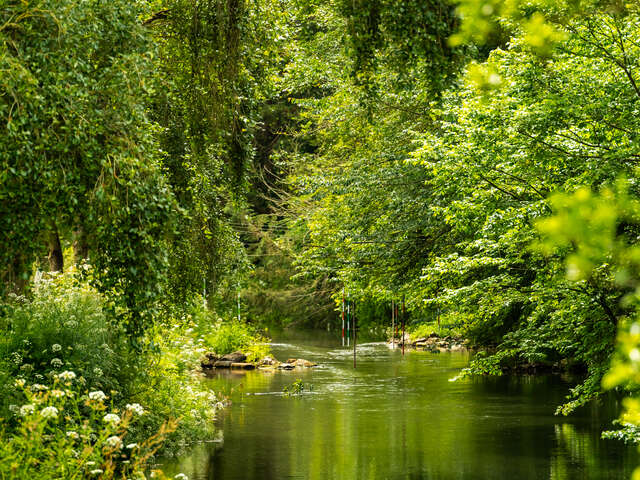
[130,317,228,456]
[190,307,270,362]
[0,372,175,479]
[0,271,130,421]
[0,271,266,476]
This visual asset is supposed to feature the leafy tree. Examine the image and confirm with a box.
[0,0,176,335]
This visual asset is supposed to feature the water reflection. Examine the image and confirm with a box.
[161,331,637,480]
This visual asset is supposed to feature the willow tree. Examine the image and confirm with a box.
[147,0,290,305]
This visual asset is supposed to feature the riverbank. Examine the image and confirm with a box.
[391,331,468,353]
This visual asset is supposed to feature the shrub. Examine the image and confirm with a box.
[189,305,269,361]
[128,321,227,456]
[0,272,231,459]
[0,272,129,419]
[0,372,176,479]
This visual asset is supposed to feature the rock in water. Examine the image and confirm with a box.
[231,362,255,370]
[259,355,278,366]
[200,352,220,369]
[295,359,317,367]
[214,360,233,368]
[221,351,247,363]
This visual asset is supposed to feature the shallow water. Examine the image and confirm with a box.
[161,330,638,479]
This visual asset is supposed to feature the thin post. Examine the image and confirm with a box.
[353,300,357,368]
[401,294,406,356]
[395,303,399,341]
[237,287,241,321]
[341,289,345,345]
[347,297,350,347]
[203,278,207,309]
[391,299,395,349]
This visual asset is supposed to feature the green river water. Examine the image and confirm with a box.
[161,330,638,479]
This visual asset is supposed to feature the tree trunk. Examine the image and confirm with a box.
[48,229,64,272]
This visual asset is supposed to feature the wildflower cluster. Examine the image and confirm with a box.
[2,373,177,479]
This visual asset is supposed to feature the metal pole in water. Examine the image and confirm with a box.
[342,288,345,346]
[395,302,399,343]
[401,294,406,356]
[353,300,357,368]
[391,299,395,349]
[347,296,350,347]
[237,286,241,321]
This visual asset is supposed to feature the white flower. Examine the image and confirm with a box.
[66,431,79,439]
[125,403,145,416]
[51,389,65,398]
[89,391,107,402]
[58,371,76,382]
[40,406,59,419]
[89,469,103,475]
[11,352,22,365]
[8,404,18,413]
[105,435,122,450]
[175,474,189,480]
[51,344,62,352]
[103,413,120,426]
[126,443,138,449]
[93,367,103,377]
[51,358,63,368]
[14,378,25,388]
[31,384,48,392]
[64,320,78,329]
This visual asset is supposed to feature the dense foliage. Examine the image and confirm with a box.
[266,0,640,418]
[4,0,640,475]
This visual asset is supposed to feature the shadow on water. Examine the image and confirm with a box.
[160,329,638,480]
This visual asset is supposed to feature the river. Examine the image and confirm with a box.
[161,329,638,479]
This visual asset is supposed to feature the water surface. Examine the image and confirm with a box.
[162,330,638,479]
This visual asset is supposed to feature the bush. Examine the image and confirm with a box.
[0,372,176,479]
[0,272,231,460]
[188,305,270,361]
[0,271,269,466]
[128,320,228,456]
[0,272,129,420]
